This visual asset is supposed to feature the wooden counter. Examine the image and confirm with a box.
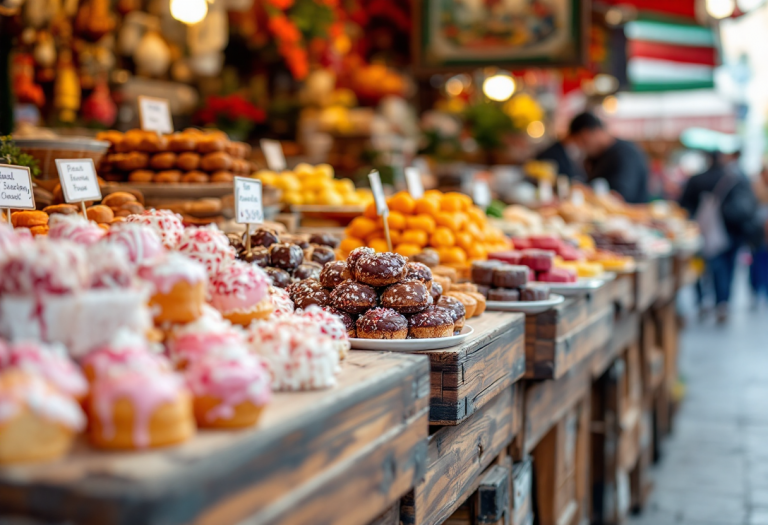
[0,351,430,525]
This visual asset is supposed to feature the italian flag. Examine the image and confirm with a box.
[625,20,718,92]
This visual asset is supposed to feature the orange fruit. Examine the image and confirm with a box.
[401,229,428,247]
[455,231,473,251]
[348,216,379,239]
[388,191,416,215]
[414,197,440,216]
[440,194,463,212]
[424,190,444,200]
[363,201,379,219]
[463,221,483,240]
[467,244,487,260]
[368,230,401,246]
[437,246,467,264]
[434,212,463,232]
[406,214,436,234]
[467,205,487,225]
[364,229,384,244]
[430,227,456,247]
[384,211,407,230]
[394,243,423,258]
[340,237,365,254]
[369,238,390,253]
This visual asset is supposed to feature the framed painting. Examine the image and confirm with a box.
[413,0,590,73]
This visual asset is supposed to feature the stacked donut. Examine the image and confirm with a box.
[97,128,253,184]
[226,228,339,290]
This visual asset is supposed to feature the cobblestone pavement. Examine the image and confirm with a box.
[631,273,768,525]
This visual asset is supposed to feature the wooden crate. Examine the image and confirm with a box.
[633,261,659,313]
[654,255,676,307]
[413,312,525,425]
[592,311,640,380]
[511,458,534,525]
[611,273,635,315]
[531,397,591,525]
[524,283,614,380]
[0,352,430,525]
[401,384,523,525]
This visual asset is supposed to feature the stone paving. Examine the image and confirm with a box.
[630,274,768,525]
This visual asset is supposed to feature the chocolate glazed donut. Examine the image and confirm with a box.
[353,252,408,287]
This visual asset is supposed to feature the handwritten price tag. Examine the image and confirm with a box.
[55,159,101,203]
[404,167,424,199]
[368,170,389,216]
[260,139,286,172]
[234,177,264,224]
[138,96,173,135]
[0,164,35,210]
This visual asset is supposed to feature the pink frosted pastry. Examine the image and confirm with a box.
[185,354,271,428]
[247,317,340,391]
[87,243,135,289]
[4,341,88,401]
[0,370,86,464]
[104,222,165,265]
[210,261,273,326]
[268,286,294,318]
[138,253,207,324]
[48,214,105,246]
[80,330,171,382]
[0,222,32,262]
[88,370,195,450]
[166,314,248,369]
[177,225,235,279]
[0,238,89,295]
[126,209,184,249]
[295,305,350,360]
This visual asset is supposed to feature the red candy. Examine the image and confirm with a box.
[511,238,532,250]
[557,244,584,262]
[537,268,577,283]
[487,250,522,265]
[529,235,562,251]
[520,249,554,272]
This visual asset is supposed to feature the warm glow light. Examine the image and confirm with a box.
[483,74,516,102]
[602,95,619,114]
[446,77,464,97]
[171,0,208,24]
[527,121,545,139]
[706,0,735,18]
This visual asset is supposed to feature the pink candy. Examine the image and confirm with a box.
[126,209,184,250]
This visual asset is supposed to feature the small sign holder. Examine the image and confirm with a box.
[0,163,36,227]
[404,166,424,199]
[138,96,174,135]
[368,170,391,252]
[260,139,287,172]
[234,176,264,257]
[55,159,101,217]
[472,180,491,208]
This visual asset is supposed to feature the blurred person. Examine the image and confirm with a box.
[749,165,768,306]
[535,136,586,182]
[679,151,761,323]
[568,112,650,203]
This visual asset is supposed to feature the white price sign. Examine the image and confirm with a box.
[0,164,35,210]
[260,139,286,172]
[138,96,174,135]
[55,159,101,203]
[234,177,264,224]
[593,178,610,197]
[404,167,424,199]
[473,181,491,208]
[368,170,389,216]
[539,180,553,203]
[571,188,585,207]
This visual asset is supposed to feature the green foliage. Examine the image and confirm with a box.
[290,0,335,39]
[463,102,516,152]
[0,136,40,177]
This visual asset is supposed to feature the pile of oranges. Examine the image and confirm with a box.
[340,190,510,269]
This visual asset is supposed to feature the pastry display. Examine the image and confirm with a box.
[488,289,521,302]
[320,260,350,288]
[520,284,550,302]
[104,222,165,264]
[408,306,455,339]
[356,308,408,340]
[138,253,208,324]
[295,305,351,360]
[178,224,236,279]
[380,281,432,314]
[351,251,407,286]
[537,268,578,284]
[444,291,478,318]
[126,209,185,249]
[330,280,378,314]
[435,296,466,334]
[289,279,330,309]
[2,340,88,401]
[48,214,106,246]
[98,129,254,185]
[209,262,273,326]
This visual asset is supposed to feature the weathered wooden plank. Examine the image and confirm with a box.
[401,385,520,525]
[591,311,640,379]
[511,458,533,525]
[0,351,430,525]
[634,260,658,312]
[612,273,635,314]
[413,312,525,425]
[524,358,592,454]
[474,463,511,525]
[525,305,614,380]
[368,502,401,525]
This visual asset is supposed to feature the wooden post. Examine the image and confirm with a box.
[80,201,87,217]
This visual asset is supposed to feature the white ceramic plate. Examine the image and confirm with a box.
[350,326,474,351]
[486,294,565,314]
[534,273,615,296]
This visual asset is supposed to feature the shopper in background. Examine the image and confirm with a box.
[749,165,768,307]
[535,136,586,182]
[680,151,761,323]
[568,112,650,204]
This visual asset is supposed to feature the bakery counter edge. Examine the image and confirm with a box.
[0,351,431,525]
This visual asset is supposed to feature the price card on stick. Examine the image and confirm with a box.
[234,176,264,256]
[260,139,286,172]
[0,164,35,226]
[55,159,101,216]
[404,167,424,199]
[138,96,174,135]
[368,170,392,251]
[473,181,491,208]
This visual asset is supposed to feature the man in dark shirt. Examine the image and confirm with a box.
[568,112,650,203]
[535,137,586,182]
